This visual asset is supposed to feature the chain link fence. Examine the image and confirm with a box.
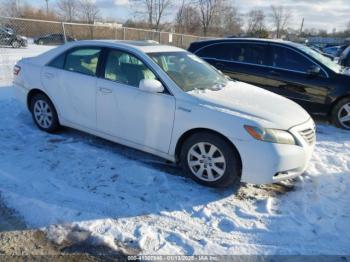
[0,16,213,48]
[0,16,216,85]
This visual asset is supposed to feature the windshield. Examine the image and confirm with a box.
[294,43,342,72]
[148,52,228,92]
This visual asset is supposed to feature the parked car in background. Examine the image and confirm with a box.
[13,40,315,187]
[34,34,75,45]
[189,38,350,130]
[338,46,350,68]
[0,26,28,48]
[323,45,348,59]
[309,46,334,60]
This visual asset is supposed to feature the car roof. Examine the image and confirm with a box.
[70,40,184,53]
[190,38,300,48]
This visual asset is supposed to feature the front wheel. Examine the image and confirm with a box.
[331,97,350,130]
[30,94,60,133]
[180,132,241,188]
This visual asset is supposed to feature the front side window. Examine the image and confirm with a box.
[271,46,313,73]
[64,48,101,76]
[292,43,341,73]
[148,51,228,92]
[104,50,156,87]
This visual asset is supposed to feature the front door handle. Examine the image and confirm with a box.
[99,87,112,94]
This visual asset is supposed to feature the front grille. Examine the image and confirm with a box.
[299,128,316,145]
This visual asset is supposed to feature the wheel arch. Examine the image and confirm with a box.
[174,128,242,172]
[329,94,350,116]
[27,89,53,111]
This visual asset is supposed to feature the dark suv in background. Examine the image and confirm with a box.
[0,26,27,48]
[189,38,350,130]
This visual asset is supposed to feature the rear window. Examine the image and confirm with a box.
[195,43,232,60]
[48,53,65,69]
[230,43,269,65]
[64,48,101,76]
[195,42,269,66]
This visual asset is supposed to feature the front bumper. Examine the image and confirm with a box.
[233,118,315,184]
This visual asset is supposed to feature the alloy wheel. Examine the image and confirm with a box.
[187,142,226,182]
[338,102,350,129]
[33,100,53,129]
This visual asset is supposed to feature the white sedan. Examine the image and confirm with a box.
[13,40,316,187]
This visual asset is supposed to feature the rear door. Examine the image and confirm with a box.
[42,46,101,129]
[194,42,272,89]
[266,44,332,113]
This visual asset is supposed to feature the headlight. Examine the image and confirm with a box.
[244,125,296,145]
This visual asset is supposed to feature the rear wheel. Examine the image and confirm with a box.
[180,132,241,188]
[331,97,350,130]
[30,93,60,133]
[11,40,20,48]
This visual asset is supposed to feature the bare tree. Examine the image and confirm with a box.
[270,5,291,38]
[57,0,78,22]
[79,0,99,38]
[130,0,173,30]
[246,9,265,35]
[79,0,99,23]
[197,0,221,36]
[215,2,242,36]
[2,0,22,16]
[175,0,200,34]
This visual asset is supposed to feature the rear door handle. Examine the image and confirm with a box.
[269,70,280,77]
[44,72,54,79]
[99,87,112,94]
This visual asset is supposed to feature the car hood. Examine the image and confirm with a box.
[340,67,350,76]
[188,81,311,130]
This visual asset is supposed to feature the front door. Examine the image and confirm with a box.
[96,49,175,153]
[266,45,331,113]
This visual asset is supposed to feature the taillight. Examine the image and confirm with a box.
[13,65,21,76]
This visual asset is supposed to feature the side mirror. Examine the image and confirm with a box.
[139,79,164,93]
[307,65,321,76]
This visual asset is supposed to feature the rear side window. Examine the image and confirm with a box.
[195,43,232,60]
[230,43,269,65]
[271,45,313,73]
[64,48,101,76]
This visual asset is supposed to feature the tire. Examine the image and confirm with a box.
[331,97,350,130]
[180,132,241,188]
[30,93,60,133]
[11,40,20,48]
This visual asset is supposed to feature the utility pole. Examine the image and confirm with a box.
[45,0,49,16]
[299,17,304,36]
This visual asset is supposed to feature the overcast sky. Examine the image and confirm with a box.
[28,0,350,32]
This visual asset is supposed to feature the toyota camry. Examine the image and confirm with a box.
[13,40,316,187]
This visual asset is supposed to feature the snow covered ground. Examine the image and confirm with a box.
[0,45,349,255]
